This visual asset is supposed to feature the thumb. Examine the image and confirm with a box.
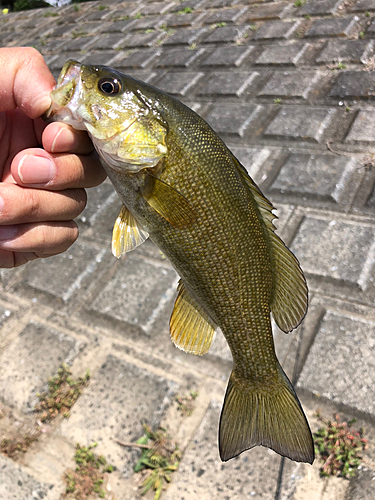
[0,47,55,119]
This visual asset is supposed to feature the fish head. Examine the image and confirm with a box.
[45,60,168,172]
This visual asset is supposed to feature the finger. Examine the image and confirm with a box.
[0,184,87,224]
[0,47,55,118]
[11,148,106,190]
[0,221,78,256]
[0,249,38,269]
[42,122,95,155]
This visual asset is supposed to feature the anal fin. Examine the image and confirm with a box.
[112,204,149,258]
[170,280,217,356]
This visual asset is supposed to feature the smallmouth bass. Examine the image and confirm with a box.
[45,61,314,464]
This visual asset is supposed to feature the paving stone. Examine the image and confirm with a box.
[229,146,272,183]
[305,17,358,38]
[58,36,98,53]
[351,0,375,12]
[297,0,344,16]
[121,30,165,48]
[77,182,116,228]
[197,71,258,96]
[87,33,127,50]
[0,455,52,500]
[255,43,310,65]
[162,27,207,45]
[86,253,177,331]
[269,153,360,206]
[316,39,374,63]
[245,2,292,21]
[199,0,236,8]
[60,354,178,468]
[258,70,321,99]
[205,103,261,137]
[298,311,375,415]
[346,467,375,500]
[291,217,375,290]
[156,47,205,67]
[116,48,160,70]
[155,71,204,95]
[202,25,247,44]
[203,7,248,25]
[201,45,254,66]
[165,12,206,28]
[330,71,375,98]
[102,19,134,33]
[168,0,206,13]
[366,18,375,37]
[128,16,165,32]
[164,400,281,500]
[0,320,84,411]
[78,8,112,22]
[44,23,76,39]
[264,106,336,142]
[80,51,120,66]
[346,110,375,143]
[253,20,301,40]
[17,241,108,303]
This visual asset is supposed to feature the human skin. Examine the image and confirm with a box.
[0,47,106,268]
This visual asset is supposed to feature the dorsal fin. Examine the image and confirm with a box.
[170,280,217,355]
[233,158,308,332]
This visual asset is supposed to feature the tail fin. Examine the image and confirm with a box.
[219,367,314,463]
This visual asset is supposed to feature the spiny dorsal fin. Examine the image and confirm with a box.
[112,204,149,258]
[140,173,197,229]
[233,158,308,332]
[170,280,217,355]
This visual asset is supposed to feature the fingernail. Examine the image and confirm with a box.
[18,154,56,185]
[0,226,18,241]
[51,127,78,153]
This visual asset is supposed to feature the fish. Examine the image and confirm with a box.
[44,60,314,464]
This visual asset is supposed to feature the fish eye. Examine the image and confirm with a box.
[98,77,122,95]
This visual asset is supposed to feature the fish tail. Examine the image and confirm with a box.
[219,365,314,463]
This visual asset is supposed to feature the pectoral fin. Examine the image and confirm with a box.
[112,204,149,258]
[170,280,217,355]
[140,173,197,229]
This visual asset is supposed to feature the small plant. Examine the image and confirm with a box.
[176,391,198,416]
[134,426,180,500]
[304,14,311,20]
[43,11,59,17]
[294,0,305,6]
[35,364,90,422]
[313,412,368,478]
[145,29,155,34]
[188,42,197,50]
[134,12,143,19]
[178,7,193,14]
[0,433,39,459]
[359,31,366,39]
[336,62,346,70]
[98,5,106,10]
[63,442,114,499]
[73,5,80,12]
[273,98,282,105]
[366,11,371,17]
[216,22,227,28]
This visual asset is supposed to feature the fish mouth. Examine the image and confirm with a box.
[43,60,83,122]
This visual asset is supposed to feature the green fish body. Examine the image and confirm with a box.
[45,61,314,464]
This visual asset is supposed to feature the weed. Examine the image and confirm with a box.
[216,22,227,28]
[0,433,39,459]
[43,11,58,17]
[273,98,282,105]
[145,29,155,34]
[304,14,311,20]
[63,442,114,499]
[359,31,365,39]
[366,11,371,17]
[35,364,90,422]
[98,5,106,10]
[73,5,80,12]
[134,426,180,499]
[188,42,197,50]
[313,412,368,478]
[335,62,346,70]
[134,12,143,19]
[294,0,305,6]
[178,7,193,14]
[176,391,198,416]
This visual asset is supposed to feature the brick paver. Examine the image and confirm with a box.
[1,0,375,499]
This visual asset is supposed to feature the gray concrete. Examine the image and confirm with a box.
[1,0,375,499]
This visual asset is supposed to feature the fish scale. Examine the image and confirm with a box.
[45,60,314,464]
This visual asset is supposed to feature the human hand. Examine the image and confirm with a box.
[0,47,106,268]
